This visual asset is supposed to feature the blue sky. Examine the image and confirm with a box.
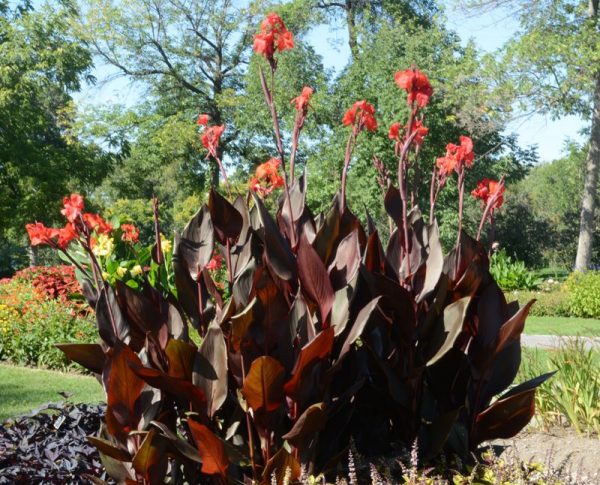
[76,1,586,163]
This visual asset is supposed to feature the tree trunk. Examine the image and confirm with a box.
[28,245,38,267]
[574,71,600,271]
[345,0,358,58]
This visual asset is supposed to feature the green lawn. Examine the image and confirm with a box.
[0,364,104,422]
[525,316,600,336]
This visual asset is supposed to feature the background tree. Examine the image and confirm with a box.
[0,1,105,272]
[463,0,600,271]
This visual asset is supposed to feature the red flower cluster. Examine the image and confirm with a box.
[291,86,313,112]
[60,194,84,222]
[472,178,505,210]
[201,124,225,157]
[197,113,210,126]
[394,68,433,108]
[253,13,294,61]
[82,213,112,235]
[26,194,114,250]
[436,136,475,176]
[342,100,378,132]
[206,251,224,271]
[388,119,429,147]
[249,158,285,197]
[121,223,139,243]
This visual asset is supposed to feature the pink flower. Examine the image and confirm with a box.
[60,194,84,222]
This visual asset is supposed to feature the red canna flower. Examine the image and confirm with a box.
[57,223,77,249]
[83,213,113,235]
[60,194,84,223]
[342,100,378,132]
[26,223,59,246]
[121,223,139,243]
[202,125,225,157]
[436,135,475,175]
[249,157,285,196]
[472,178,505,210]
[388,122,401,140]
[388,119,429,146]
[394,68,433,108]
[291,86,313,112]
[197,114,210,126]
[253,12,294,62]
[206,251,224,271]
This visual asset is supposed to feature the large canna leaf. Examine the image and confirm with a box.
[209,188,243,244]
[261,447,301,485]
[423,297,471,366]
[193,322,228,419]
[177,206,214,281]
[96,284,131,347]
[188,420,229,479]
[384,185,402,222]
[242,356,285,412]
[252,193,297,282]
[297,233,335,323]
[284,328,334,400]
[494,299,535,354]
[338,297,382,360]
[87,436,132,462]
[56,343,105,374]
[165,339,196,381]
[472,372,554,445]
[328,229,360,291]
[132,429,168,484]
[103,342,145,439]
[282,402,327,447]
[130,364,205,411]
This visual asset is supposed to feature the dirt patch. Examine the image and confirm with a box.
[491,428,600,482]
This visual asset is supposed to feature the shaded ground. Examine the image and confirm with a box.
[492,429,600,481]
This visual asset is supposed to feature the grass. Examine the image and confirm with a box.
[524,315,600,336]
[0,363,104,422]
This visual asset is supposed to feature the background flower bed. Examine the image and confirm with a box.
[0,266,96,371]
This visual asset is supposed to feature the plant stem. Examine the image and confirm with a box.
[457,169,465,246]
[212,153,232,198]
[258,65,296,244]
[341,126,358,214]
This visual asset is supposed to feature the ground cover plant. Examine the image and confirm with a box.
[519,342,600,437]
[0,402,107,483]
[24,13,552,483]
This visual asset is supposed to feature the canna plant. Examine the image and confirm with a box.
[26,12,554,484]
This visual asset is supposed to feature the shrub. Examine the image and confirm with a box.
[0,274,96,371]
[490,249,539,291]
[565,271,600,318]
[28,16,550,483]
[506,288,570,317]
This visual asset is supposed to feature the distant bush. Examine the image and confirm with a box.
[0,267,96,370]
[506,288,570,317]
[490,249,540,291]
[565,271,600,319]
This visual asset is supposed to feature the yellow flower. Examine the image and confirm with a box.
[116,266,127,278]
[130,264,143,277]
[92,234,114,257]
[102,271,110,280]
[161,234,172,255]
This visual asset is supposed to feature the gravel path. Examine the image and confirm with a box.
[521,334,600,350]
